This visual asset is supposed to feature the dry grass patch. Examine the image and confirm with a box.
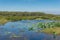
[0,18,8,24]
[42,27,60,35]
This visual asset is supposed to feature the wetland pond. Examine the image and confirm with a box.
[0,20,60,40]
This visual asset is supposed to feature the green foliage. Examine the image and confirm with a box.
[28,27,34,31]
[37,22,45,28]
[36,21,60,29]
[54,22,60,27]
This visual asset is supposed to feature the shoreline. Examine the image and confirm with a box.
[42,27,60,35]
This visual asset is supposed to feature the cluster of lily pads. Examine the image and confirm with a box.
[28,21,60,31]
[37,21,60,28]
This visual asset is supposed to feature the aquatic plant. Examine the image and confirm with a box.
[5,32,11,35]
[53,32,56,39]
[28,27,34,31]
[54,21,60,27]
[10,33,20,38]
[36,21,60,29]
[37,22,49,29]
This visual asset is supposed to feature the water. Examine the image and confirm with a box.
[0,20,60,40]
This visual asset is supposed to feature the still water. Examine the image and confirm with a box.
[0,20,60,40]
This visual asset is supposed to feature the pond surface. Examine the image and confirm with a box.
[0,20,60,40]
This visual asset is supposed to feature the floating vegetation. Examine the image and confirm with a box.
[10,34,21,38]
[28,27,34,31]
[5,32,11,35]
[36,21,60,29]
[28,21,60,34]
[53,32,56,39]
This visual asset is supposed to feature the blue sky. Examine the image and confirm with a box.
[0,0,60,14]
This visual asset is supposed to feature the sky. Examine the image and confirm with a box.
[0,0,60,14]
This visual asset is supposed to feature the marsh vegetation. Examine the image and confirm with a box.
[0,12,60,40]
[0,11,60,24]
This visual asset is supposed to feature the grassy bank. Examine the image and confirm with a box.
[0,18,8,25]
[0,16,43,24]
[42,27,60,35]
